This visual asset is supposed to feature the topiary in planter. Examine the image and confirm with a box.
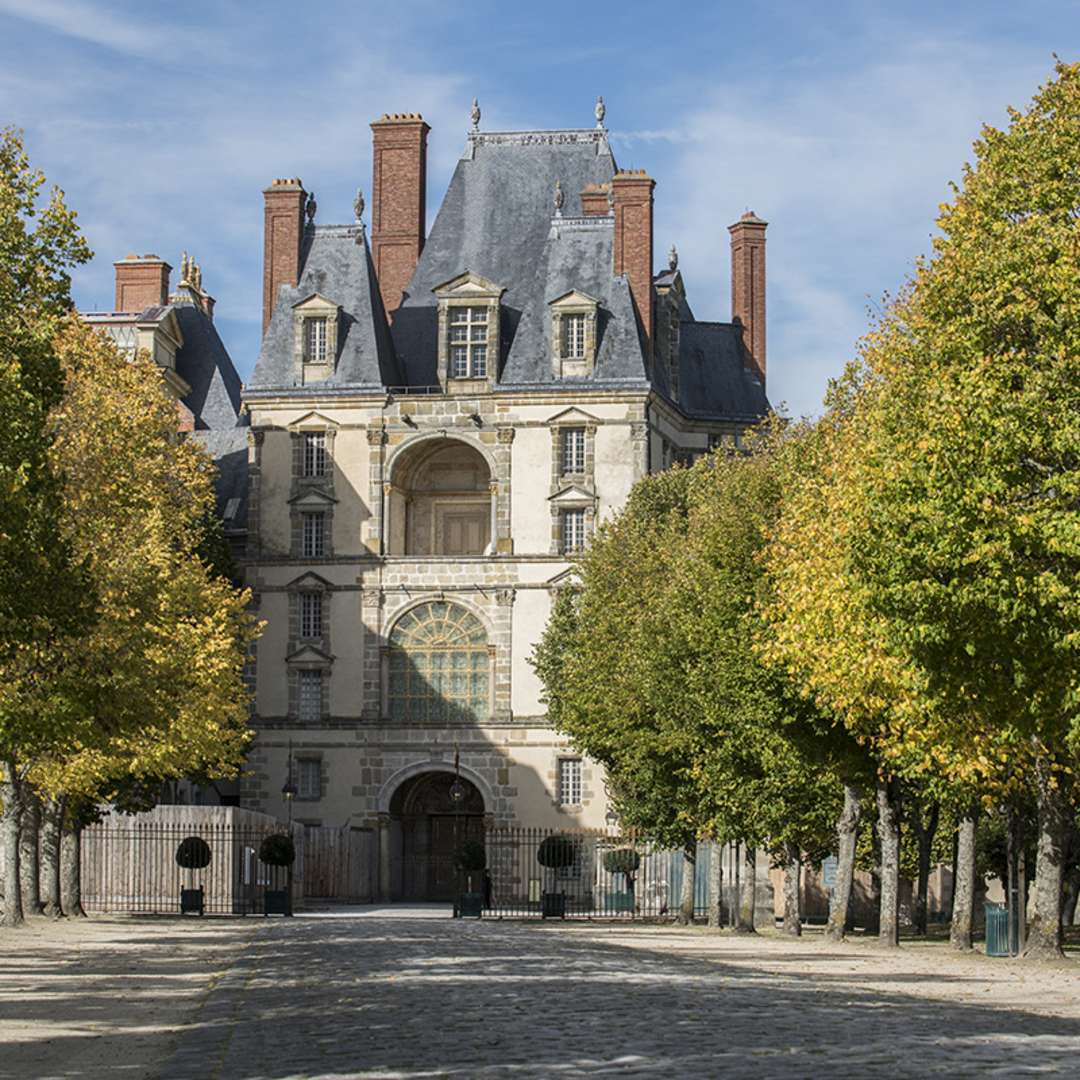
[259,833,296,868]
[602,848,641,876]
[537,834,577,870]
[175,836,212,870]
[453,839,487,873]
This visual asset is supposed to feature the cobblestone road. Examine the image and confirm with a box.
[161,911,1080,1079]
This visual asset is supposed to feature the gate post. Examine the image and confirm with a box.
[378,813,392,902]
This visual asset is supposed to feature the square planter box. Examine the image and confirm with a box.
[541,892,567,919]
[605,891,635,913]
[457,892,484,918]
[180,888,204,916]
[264,889,292,916]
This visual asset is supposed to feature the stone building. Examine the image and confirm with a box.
[238,100,770,900]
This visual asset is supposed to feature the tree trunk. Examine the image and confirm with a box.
[877,779,901,948]
[909,800,939,936]
[18,794,42,916]
[707,842,723,929]
[825,782,862,942]
[678,843,696,925]
[950,814,977,951]
[0,760,24,928]
[783,842,802,936]
[40,798,63,919]
[737,845,757,933]
[1025,755,1068,960]
[1063,869,1080,927]
[61,822,86,918]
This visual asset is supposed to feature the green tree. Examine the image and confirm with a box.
[0,128,93,927]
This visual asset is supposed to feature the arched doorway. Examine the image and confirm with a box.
[386,439,493,556]
[389,771,485,901]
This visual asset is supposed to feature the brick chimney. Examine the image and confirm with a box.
[612,170,655,357]
[580,183,610,216]
[728,211,767,384]
[114,255,170,313]
[262,178,306,334]
[370,113,430,318]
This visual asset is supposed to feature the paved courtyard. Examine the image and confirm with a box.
[3,910,1080,1079]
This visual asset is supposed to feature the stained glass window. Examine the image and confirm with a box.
[388,602,489,722]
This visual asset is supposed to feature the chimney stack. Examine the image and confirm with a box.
[728,211,767,384]
[114,255,170,313]
[612,170,655,358]
[370,113,430,319]
[262,178,306,334]
[580,183,610,216]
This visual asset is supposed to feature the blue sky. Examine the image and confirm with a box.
[0,0,1073,417]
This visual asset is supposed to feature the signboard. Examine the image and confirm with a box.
[821,855,838,890]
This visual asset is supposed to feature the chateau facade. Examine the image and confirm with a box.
[91,101,770,901]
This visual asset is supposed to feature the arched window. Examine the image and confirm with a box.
[388,602,489,722]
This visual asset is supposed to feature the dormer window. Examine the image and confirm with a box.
[562,314,586,359]
[305,318,328,363]
[433,271,505,393]
[291,294,340,384]
[548,290,599,378]
[449,306,488,378]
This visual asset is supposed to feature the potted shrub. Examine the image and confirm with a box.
[453,839,487,918]
[259,833,295,916]
[175,836,212,915]
[602,847,640,913]
[537,834,577,918]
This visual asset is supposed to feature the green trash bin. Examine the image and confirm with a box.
[985,902,1009,956]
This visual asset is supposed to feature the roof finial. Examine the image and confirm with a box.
[305,190,317,225]
[595,95,606,129]
[553,179,564,217]
[180,251,190,285]
[471,97,481,132]
[668,244,678,272]
[354,188,365,223]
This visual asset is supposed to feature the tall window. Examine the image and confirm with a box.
[302,512,325,558]
[298,670,323,722]
[449,306,488,378]
[388,602,489,722]
[305,317,328,363]
[558,758,582,806]
[299,592,322,639]
[296,758,321,799]
[303,432,327,477]
[562,428,586,474]
[561,509,586,554]
[562,314,586,359]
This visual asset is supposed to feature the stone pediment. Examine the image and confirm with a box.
[288,410,339,432]
[546,406,601,426]
[285,571,333,591]
[291,292,339,313]
[548,288,600,308]
[432,270,506,299]
[548,484,595,505]
[546,567,581,588]
[285,644,334,665]
[288,487,338,509]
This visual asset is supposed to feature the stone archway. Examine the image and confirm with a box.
[387,770,485,901]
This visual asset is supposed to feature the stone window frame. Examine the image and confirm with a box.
[548,491,596,556]
[294,753,325,802]
[288,413,338,489]
[286,572,332,656]
[432,271,505,393]
[557,756,583,807]
[289,492,336,560]
[291,293,341,384]
[548,290,600,379]
[287,651,332,724]
[548,413,598,489]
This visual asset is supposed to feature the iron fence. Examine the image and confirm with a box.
[81,821,296,916]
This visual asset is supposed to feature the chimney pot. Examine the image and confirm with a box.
[113,255,171,313]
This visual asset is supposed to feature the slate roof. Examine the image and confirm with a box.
[172,301,243,430]
[191,426,249,533]
[249,225,396,389]
[249,125,769,421]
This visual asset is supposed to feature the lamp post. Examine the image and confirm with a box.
[449,746,466,911]
[281,740,297,825]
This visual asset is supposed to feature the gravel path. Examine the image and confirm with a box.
[4,911,1080,1078]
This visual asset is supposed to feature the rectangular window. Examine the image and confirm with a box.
[448,307,489,378]
[296,757,321,798]
[558,758,582,806]
[305,318,328,363]
[302,432,327,477]
[562,509,586,554]
[562,314,586,359]
[297,671,323,723]
[562,427,586,474]
[299,592,322,639]
[302,512,325,558]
